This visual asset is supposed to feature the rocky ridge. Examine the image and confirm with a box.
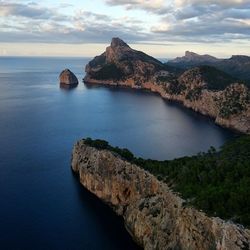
[72,140,250,250]
[170,51,219,64]
[167,52,250,82]
[84,38,250,134]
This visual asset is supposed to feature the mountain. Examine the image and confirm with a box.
[168,52,250,82]
[169,51,219,65]
[84,38,250,134]
[85,37,179,86]
[218,55,250,82]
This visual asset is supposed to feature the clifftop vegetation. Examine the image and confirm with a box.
[84,136,250,228]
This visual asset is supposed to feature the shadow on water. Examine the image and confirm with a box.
[60,82,79,90]
[84,82,237,135]
[70,171,142,250]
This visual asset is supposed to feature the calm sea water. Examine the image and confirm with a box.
[0,57,235,250]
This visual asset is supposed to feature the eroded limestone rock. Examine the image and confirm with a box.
[72,140,250,250]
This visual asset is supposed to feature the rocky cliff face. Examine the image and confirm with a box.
[59,69,78,86]
[85,37,178,87]
[72,140,250,250]
[84,38,250,134]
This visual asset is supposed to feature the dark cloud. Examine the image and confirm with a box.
[0,2,68,20]
[151,16,250,43]
[0,2,147,44]
[175,0,250,10]
[0,25,147,44]
[150,0,250,43]
[174,1,250,20]
[175,4,214,20]
[224,8,250,19]
[104,0,250,43]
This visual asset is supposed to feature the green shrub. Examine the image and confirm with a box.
[93,64,123,80]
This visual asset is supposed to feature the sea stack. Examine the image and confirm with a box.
[59,69,78,87]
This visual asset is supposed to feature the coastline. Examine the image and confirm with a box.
[72,139,250,250]
[83,79,248,135]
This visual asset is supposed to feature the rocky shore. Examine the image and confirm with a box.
[84,38,250,134]
[71,139,250,250]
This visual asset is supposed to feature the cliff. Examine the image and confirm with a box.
[84,38,250,134]
[85,37,178,87]
[71,139,250,250]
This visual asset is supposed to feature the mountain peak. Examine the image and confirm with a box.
[185,51,198,57]
[169,51,219,65]
[111,37,130,48]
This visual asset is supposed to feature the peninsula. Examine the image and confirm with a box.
[84,38,250,134]
[72,138,250,250]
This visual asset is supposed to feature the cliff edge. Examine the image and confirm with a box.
[84,38,250,134]
[71,139,250,250]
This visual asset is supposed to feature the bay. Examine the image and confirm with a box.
[0,56,235,249]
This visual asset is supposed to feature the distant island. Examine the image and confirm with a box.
[84,38,250,134]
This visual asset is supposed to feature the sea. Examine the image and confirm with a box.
[0,56,235,250]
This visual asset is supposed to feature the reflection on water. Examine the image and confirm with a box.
[60,82,78,90]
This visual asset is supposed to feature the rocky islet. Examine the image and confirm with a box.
[59,68,78,87]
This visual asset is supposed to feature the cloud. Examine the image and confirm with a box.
[104,0,250,43]
[174,0,250,9]
[0,2,147,44]
[0,0,249,46]
[0,26,147,44]
[106,0,164,8]
[149,0,250,42]
[105,0,170,14]
[0,2,51,19]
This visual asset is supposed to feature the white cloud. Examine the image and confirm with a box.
[0,1,147,44]
[105,0,170,14]
[0,0,249,48]
[0,2,60,20]
[148,0,250,42]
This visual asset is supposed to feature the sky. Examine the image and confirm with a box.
[0,0,250,58]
